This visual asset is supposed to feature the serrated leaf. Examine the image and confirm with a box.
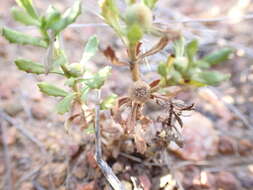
[100,93,118,110]
[80,35,99,64]
[38,82,68,97]
[11,7,40,26]
[16,0,39,19]
[56,93,75,114]
[15,59,44,74]
[142,0,159,9]
[192,71,230,86]
[203,48,233,66]
[2,27,48,48]
[186,39,198,63]
[83,66,111,89]
[100,0,123,36]
[127,24,143,46]
[50,0,81,34]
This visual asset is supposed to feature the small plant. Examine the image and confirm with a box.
[2,0,234,189]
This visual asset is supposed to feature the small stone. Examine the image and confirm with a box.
[31,103,48,120]
[3,101,23,116]
[216,171,242,190]
[37,163,67,188]
[218,136,235,154]
[238,139,253,155]
[73,164,87,179]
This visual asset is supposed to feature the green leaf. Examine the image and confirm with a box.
[44,5,61,29]
[174,56,188,72]
[100,93,118,110]
[127,24,143,45]
[56,93,75,114]
[81,86,90,101]
[50,0,81,34]
[37,82,68,97]
[100,0,123,36]
[203,48,233,66]
[81,35,99,64]
[15,59,44,74]
[194,60,210,69]
[173,36,185,57]
[142,0,159,9]
[2,27,48,48]
[192,71,230,86]
[186,39,198,63]
[16,0,39,19]
[83,66,111,89]
[157,62,168,78]
[11,7,40,26]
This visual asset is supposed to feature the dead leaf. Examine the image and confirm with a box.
[138,36,169,60]
[103,46,128,66]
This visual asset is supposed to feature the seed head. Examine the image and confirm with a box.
[129,80,150,104]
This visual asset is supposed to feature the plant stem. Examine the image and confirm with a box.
[129,44,140,81]
[94,89,126,190]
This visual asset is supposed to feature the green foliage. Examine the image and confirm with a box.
[100,93,118,110]
[15,0,39,19]
[158,37,233,86]
[127,24,143,45]
[2,27,48,48]
[11,7,40,26]
[203,48,234,66]
[82,66,112,89]
[15,59,45,74]
[100,0,123,36]
[47,0,81,35]
[80,35,99,64]
[37,82,68,97]
[142,0,159,9]
[56,93,76,114]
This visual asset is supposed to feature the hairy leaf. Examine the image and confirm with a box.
[16,0,39,19]
[82,66,111,89]
[192,71,230,86]
[203,48,233,66]
[50,0,81,34]
[81,35,99,64]
[38,82,68,97]
[15,59,44,74]
[186,39,198,63]
[11,7,40,26]
[2,27,47,48]
[56,93,76,114]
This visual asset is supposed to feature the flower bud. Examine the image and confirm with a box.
[125,3,153,31]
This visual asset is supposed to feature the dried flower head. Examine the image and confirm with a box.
[129,80,151,104]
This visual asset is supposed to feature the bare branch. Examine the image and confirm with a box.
[94,90,126,190]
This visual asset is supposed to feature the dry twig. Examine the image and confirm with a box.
[94,90,126,190]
